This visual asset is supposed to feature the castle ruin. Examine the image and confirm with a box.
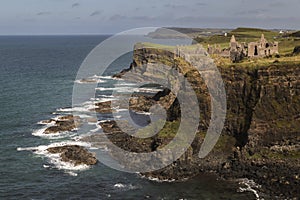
[208,34,279,62]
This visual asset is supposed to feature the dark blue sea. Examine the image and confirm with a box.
[0,36,256,199]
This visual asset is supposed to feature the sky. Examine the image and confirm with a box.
[0,0,299,35]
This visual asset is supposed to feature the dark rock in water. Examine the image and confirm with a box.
[293,46,300,55]
[40,119,55,124]
[44,115,81,134]
[93,101,115,114]
[47,145,97,166]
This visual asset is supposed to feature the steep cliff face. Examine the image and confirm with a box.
[126,46,300,149]
[114,46,300,198]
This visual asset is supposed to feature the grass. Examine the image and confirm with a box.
[138,27,300,68]
[246,147,300,160]
[135,42,176,51]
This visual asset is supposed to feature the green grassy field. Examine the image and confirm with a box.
[141,27,300,67]
[195,27,300,55]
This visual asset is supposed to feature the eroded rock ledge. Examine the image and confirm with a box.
[44,115,81,134]
[47,145,97,166]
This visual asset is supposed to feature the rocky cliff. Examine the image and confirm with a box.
[112,44,300,199]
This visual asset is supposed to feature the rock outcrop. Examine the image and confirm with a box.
[293,46,300,55]
[44,115,81,134]
[47,145,97,166]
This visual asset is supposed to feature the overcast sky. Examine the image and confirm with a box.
[0,0,299,35]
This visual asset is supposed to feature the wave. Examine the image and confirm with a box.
[32,127,75,139]
[74,79,106,84]
[114,82,137,87]
[95,87,133,92]
[136,88,163,93]
[97,75,122,80]
[134,111,152,116]
[56,106,93,113]
[90,125,102,133]
[113,183,139,191]
[237,178,261,200]
[140,174,176,183]
[17,141,92,176]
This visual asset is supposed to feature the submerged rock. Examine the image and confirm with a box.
[47,145,97,166]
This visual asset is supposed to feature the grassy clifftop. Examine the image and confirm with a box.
[195,27,300,55]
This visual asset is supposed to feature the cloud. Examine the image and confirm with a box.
[131,16,154,21]
[195,2,207,6]
[269,2,285,7]
[235,9,269,16]
[109,14,126,21]
[36,12,51,16]
[164,3,186,9]
[72,3,80,8]
[90,11,102,17]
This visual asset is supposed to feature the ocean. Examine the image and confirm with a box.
[0,35,255,199]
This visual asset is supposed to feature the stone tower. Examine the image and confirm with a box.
[260,34,266,47]
[230,35,237,50]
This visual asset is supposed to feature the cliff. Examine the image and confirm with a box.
[112,44,300,199]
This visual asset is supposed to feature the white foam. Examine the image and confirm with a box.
[74,77,106,84]
[99,120,110,123]
[18,141,92,176]
[32,125,78,140]
[78,114,93,119]
[95,86,163,94]
[98,75,122,80]
[238,178,261,200]
[57,103,95,113]
[114,82,137,87]
[90,126,102,133]
[95,87,133,92]
[57,107,91,112]
[135,111,152,116]
[113,183,138,190]
[18,141,91,153]
[115,109,128,113]
[137,88,163,93]
[37,120,56,125]
[98,98,117,102]
[114,183,126,188]
[140,174,176,183]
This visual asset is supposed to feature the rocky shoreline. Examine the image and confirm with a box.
[104,45,299,199]
[39,44,299,199]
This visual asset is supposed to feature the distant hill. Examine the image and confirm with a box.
[289,31,300,37]
[231,27,272,33]
[147,27,232,38]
